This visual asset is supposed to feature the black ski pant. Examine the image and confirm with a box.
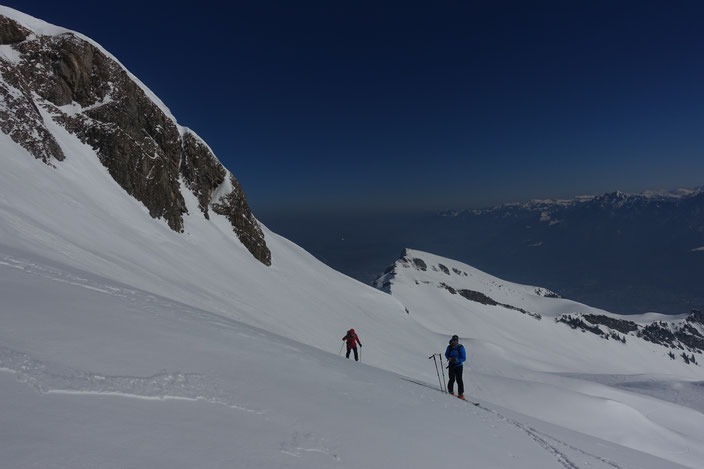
[448,365,464,395]
[346,347,359,361]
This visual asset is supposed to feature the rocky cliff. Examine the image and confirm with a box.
[0,11,270,265]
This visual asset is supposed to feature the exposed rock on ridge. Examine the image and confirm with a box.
[212,175,271,266]
[180,132,226,219]
[0,15,29,44]
[0,13,271,265]
[0,76,65,163]
[555,310,704,361]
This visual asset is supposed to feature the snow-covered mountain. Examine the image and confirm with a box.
[0,7,269,265]
[1,6,703,468]
[375,249,704,360]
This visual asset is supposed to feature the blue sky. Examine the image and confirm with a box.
[10,1,704,213]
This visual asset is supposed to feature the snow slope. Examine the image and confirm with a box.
[1,5,703,468]
[0,250,689,469]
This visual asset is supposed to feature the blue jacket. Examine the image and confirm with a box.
[445,344,466,367]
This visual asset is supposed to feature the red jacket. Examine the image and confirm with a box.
[342,330,361,349]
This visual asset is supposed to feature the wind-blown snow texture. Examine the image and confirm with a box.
[1,5,703,469]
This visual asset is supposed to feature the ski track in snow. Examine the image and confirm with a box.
[402,377,621,469]
[485,411,618,469]
[0,345,263,415]
[473,402,624,469]
[535,431,621,469]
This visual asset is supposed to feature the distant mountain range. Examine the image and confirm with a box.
[262,187,704,315]
[434,188,704,314]
[443,187,704,218]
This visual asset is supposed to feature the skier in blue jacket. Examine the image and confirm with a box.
[445,334,466,399]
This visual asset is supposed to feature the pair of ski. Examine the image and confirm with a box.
[450,393,479,406]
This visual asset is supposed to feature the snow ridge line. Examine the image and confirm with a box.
[0,345,262,414]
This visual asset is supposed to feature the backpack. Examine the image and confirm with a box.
[448,344,464,365]
[344,331,357,344]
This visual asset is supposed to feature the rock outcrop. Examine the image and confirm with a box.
[555,310,704,361]
[212,175,272,266]
[0,13,271,265]
[0,15,29,44]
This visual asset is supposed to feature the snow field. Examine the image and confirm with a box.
[0,257,687,469]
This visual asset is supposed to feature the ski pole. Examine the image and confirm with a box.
[439,354,447,393]
[435,354,443,392]
[339,343,344,355]
[429,354,437,389]
[429,354,442,392]
[359,346,362,362]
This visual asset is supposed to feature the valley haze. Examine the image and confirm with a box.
[261,186,704,315]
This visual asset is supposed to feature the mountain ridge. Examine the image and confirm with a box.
[375,248,704,362]
[0,6,270,264]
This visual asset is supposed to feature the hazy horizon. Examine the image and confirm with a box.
[253,181,704,217]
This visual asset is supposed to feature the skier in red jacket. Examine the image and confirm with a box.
[342,329,362,361]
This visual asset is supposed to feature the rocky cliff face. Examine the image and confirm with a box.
[0,17,65,164]
[0,13,270,265]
